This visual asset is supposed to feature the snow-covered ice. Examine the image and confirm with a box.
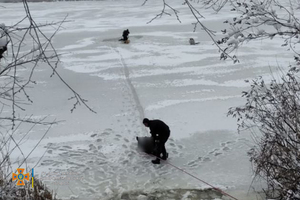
[0,0,293,199]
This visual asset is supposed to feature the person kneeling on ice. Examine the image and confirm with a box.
[143,118,170,164]
[119,29,130,43]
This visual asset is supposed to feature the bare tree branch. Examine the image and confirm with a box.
[147,0,181,24]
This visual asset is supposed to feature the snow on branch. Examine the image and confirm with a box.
[215,0,300,59]
[228,66,300,199]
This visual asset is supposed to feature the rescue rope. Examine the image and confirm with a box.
[140,152,240,200]
[164,160,239,200]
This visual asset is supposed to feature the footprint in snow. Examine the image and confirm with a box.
[189,163,199,168]
[226,141,235,144]
[77,149,88,153]
[89,144,97,151]
[214,152,222,156]
[46,144,59,150]
[69,153,82,157]
[59,152,69,156]
[203,157,211,162]
[172,150,178,154]
[223,146,230,151]
[187,160,197,166]
[187,156,202,167]
[96,138,102,142]
[209,149,219,155]
[101,132,110,136]
[41,160,61,166]
[237,138,249,142]
[41,159,53,164]
[121,160,129,165]
[44,143,54,148]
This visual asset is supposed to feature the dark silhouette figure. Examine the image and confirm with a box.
[143,118,170,164]
[119,29,130,42]
[189,38,199,45]
[0,45,7,60]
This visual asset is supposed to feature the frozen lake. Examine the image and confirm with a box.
[0,0,293,199]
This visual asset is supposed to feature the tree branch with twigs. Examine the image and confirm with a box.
[228,67,300,199]
[147,0,300,62]
[0,1,95,199]
[149,0,300,199]
[145,0,181,24]
[0,2,95,129]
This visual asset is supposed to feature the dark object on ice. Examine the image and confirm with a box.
[151,152,169,164]
[143,118,170,164]
[136,136,154,154]
[189,38,200,45]
[0,44,7,60]
[119,29,130,43]
[136,136,169,165]
[152,159,160,164]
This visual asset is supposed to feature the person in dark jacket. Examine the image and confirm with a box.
[143,118,170,164]
[119,29,130,43]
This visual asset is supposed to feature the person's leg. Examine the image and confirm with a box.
[161,142,168,160]
[152,132,170,164]
[152,141,163,164]
[161,132,170,160]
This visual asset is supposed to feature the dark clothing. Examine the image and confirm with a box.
[120,29,130,41]
[0,46,7,59]
[148,119,170,141]
[147,119,170,159]
[154,136,169,159]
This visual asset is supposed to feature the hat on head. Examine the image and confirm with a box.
[143,118,149,124]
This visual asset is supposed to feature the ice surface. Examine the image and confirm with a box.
[0,0,290,199]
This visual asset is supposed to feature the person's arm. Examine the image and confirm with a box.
[150,126,159,140]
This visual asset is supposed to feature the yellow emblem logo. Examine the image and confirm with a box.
[12,168,30,186]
